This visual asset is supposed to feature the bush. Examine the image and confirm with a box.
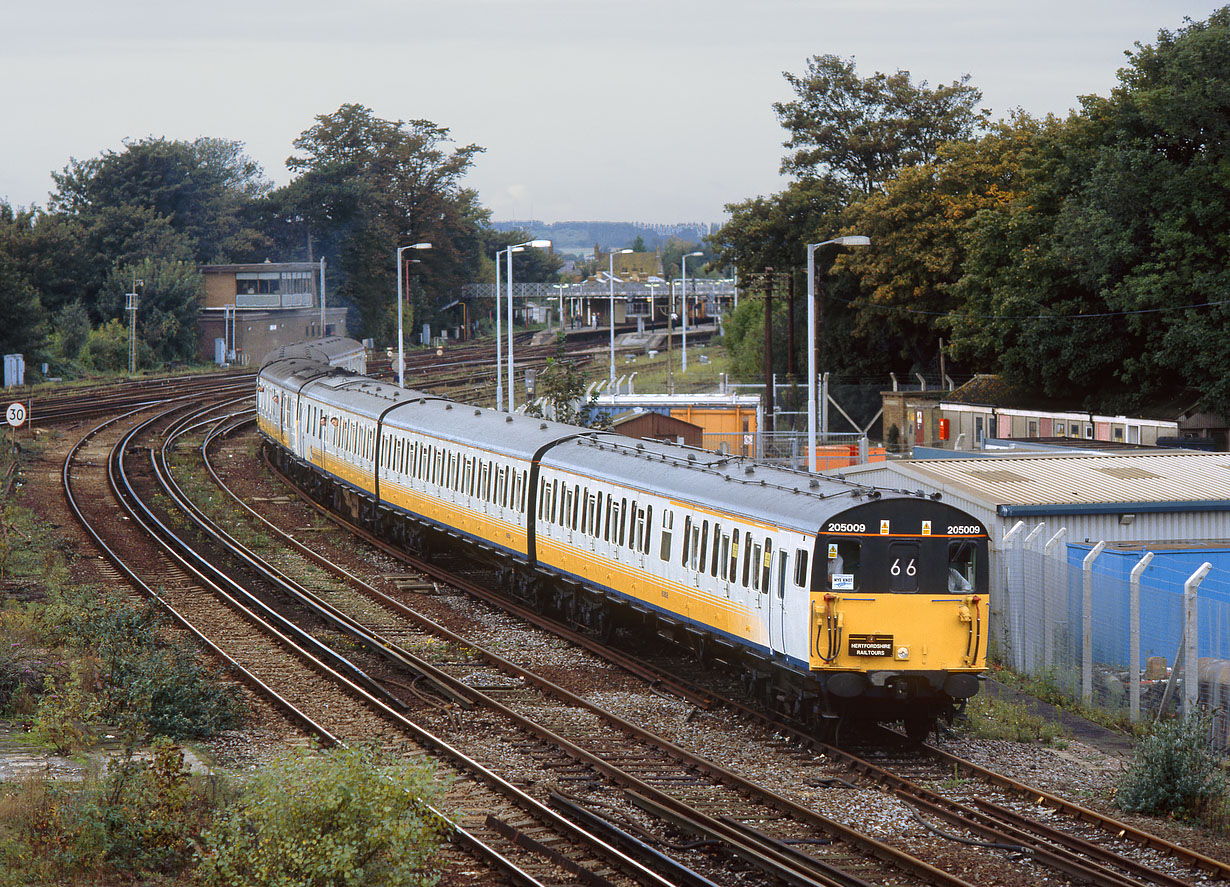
[196,745,448,887]
[59,593,245,742]
[1116,711,1228,822]
[0,738,214,884]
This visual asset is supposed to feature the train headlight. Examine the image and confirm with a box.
[895,646,910,661]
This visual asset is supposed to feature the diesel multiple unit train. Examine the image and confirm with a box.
[256,339,989,739]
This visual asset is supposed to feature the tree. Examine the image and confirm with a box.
[775,54,985,193]
[50,137,270,263]
[98,259,204,365]
[0,253,48,358]
[276,104,488,343]
[525,333,608,427]
[948,8,1230,415]
[837,116,1042,372]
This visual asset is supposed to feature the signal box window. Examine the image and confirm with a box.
[826,541,860,591]
[948,542,977,593]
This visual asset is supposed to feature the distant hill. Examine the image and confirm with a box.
[491,220,718,254]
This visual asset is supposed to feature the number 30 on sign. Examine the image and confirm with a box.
[6,403,26,428]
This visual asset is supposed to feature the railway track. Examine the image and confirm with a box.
[63,395,681,887]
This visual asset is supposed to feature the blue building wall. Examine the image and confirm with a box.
[1067,543,1230,667]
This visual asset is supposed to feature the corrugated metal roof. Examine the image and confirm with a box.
[892,453,1230,510]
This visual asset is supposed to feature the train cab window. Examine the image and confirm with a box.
[948,542,977,593]
[794,549,809,588]
[827,541,861,591]
[888,542,919,593]
[659,511,673,561]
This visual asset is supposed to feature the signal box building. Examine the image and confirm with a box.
[196,261,349,366]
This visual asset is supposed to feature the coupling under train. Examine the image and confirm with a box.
[256,338,989,739]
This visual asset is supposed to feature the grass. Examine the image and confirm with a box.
[955,691,1068,745]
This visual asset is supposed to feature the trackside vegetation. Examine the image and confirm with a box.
[0,486,449,885]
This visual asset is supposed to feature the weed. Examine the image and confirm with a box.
[195,744,448,887]
[956,693,1067,745]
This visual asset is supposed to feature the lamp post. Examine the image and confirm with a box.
[396,242,432,387]
[806,235,869,472]
[608,247,633,390]
[503,238,551,411]
[554,283,566,330]
[680,251,703,374]
[494,246,521,411]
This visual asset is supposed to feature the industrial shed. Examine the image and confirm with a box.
[832,452,1230,547]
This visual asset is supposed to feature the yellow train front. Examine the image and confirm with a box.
[807,498,988,738]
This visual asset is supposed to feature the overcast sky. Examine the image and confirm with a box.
[2,0,1221,223]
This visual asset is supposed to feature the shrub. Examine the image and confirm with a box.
[59,593,245,741]
[32,665,99,755]
[196,745,448,887]
[1116,711,1228,822]
[0,738,214,884]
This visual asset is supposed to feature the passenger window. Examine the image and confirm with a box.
[826,541,861,591]
[659,511,673,561]
[690,523,702,571]
[681,515,691,565]
[720,534,730,580]
[643,505,652,555]
[730,530,740,581]
[742,536,754,587]
[750,543,763,591]
[710,524,721,577]
[794,549,809,588]
[761,538,773,593]
[948,541,976,593]
[777,551,788,599]
[698,520,709,570]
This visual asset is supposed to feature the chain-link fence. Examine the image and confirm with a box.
[998,523,1230,745]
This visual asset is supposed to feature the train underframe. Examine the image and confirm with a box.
[267,441,969,743]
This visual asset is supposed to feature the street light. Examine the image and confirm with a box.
[680,251,703,374]
[806,235,869,472]
[494,246,522,411]
[608,247,633,390]
[504,238,551,411]
[396,242,432,387]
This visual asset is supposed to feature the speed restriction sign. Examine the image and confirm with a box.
[6,402,26,428]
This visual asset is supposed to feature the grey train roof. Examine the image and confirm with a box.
[262,361,924,531]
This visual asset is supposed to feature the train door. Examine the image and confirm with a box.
[767,545,788,656]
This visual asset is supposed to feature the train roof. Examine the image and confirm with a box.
[261,337,365,369]
[261,361,945,530]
